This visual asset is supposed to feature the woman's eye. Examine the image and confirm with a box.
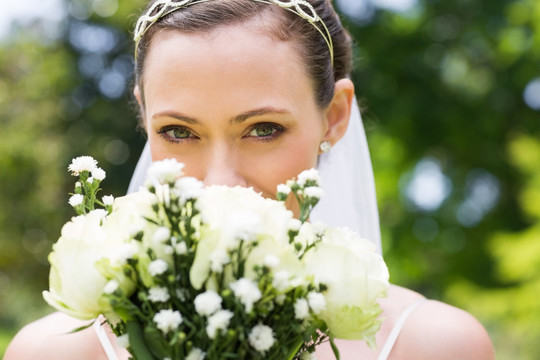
[158,126,194,141]
[247,123,282,139]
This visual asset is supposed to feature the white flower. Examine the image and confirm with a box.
[153,309,182,334]
[174,177,204,203]
[90,209,108,220]
[230,278,261,313]
[302,227,389,345]
[289,276,308,288]
[102,195,114,206]
[303,186,324,199]
[103,280,119,295]
[175,242,188,255]
[297,168,320,187]
[148,159,184,184]
[186,348,205,360]
[69,194,84,207]
[209,249,229,273]
[87,177,94,184]
[107,241,139,266]
[116,334,130,349]
[148,286,170,303]
[68,156,97,175]
[248,324,275,353]
[129,219,146,237]
[294,222,319,251]
[288,218,302,232]
[164,245,174,255]
[307,292,326,314]
[43,211,135,320]
[222,211,263,243]
[190,186,294,289]
[153,227,171,244]
[206,310,233,339]
[194,290,222,316]
[272,270,291,292]
[264,254,280,269]
[276,183,291,195]
[92,167,106,181]
[111,242,139,265]
[148,259,168,276]
[294,298,310,320]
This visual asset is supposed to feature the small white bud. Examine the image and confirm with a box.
[92,167,106,181]
[102,195,114,206]
[69,194,84,207]
[276,184,291,195]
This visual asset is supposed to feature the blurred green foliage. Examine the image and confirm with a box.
[0,0,538,358]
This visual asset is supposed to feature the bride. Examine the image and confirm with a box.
[5,0,495,359]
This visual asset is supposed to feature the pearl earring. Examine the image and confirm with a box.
[319,141,331,153]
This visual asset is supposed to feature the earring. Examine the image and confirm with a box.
[319,141,331,153]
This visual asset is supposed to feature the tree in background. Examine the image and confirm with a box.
[0,0,538,358]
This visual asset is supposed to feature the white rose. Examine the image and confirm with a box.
[190,186,294,289]
[43,210,133,320]
[303,227,389,346]
[43,193,156,320]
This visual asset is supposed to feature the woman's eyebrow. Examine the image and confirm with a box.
[152,107,290,124]
[230,107,290,124]
[152,111,198,124]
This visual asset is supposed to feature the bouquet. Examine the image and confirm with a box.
[43,156,389,359]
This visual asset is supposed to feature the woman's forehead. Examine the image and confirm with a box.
[142,25,316,113]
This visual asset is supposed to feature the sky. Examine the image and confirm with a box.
[0,0,65,40]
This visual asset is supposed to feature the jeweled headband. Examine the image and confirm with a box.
[133,0,334,64]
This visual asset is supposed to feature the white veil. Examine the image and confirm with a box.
[127,98,382,254]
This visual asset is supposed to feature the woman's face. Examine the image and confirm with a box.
[138,23,344,213]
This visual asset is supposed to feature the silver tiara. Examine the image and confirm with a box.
[134,0,334,64]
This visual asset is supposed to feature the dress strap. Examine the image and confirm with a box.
[93,317,120,360]
[376,298,428,360]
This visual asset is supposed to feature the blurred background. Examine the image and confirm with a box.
[0,0,538,358]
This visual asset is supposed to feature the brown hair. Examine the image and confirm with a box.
[134,0,352,108]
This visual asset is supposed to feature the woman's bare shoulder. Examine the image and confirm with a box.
[4,312,106,360]
[390,287,495,360]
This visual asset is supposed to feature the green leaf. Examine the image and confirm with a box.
[329,336,340,360]
[65,320,95,334]
[126,321,156,360]
[144,325,170,360]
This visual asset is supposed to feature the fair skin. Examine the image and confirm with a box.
[5,23,495,360]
